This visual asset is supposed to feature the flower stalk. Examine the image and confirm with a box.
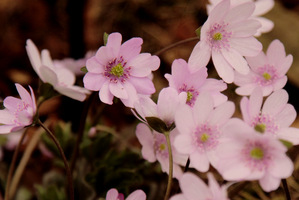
[164,131,173,200]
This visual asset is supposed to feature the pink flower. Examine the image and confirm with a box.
[207,0,274,36]
[133,87,187,128]
[240,88,299,145]
[234,39,293,96]
[26,39,90,102]
[83,32,160,107]
[105,188,146,200]
[216,118,293,192]
[0,84,37,134]
[135,123,188,179]
[170,172,229,200]
[188,0,262,83]
[174,93,235,172]
[165,59,227,107]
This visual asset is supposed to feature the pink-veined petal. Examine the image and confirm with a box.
[230,37,262,57]
[83,73,107,91]
[26,39,42,76]
[109,82,128,99]
[129,53,160,77]
[126,190,146,200]
[106,188,119,200]
[128,76,155,95]
[173,133,193,154]
[135,123,156,162]
[39,65,58,85]
[99,82,114,105]
[119,37,143,62]
[106,32,122,58]
[221,49,249,74]
[259,174,281,192]
[208,101,235,126]
[262,89,288,116]
[188,41,211,73]
[212,51,234,83]
[224,2,255,24]
[193,93,214,124]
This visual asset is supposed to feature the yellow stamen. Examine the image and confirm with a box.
[250,147,264,160]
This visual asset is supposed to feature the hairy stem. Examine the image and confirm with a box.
[282,179,291,200]
[164,131,173,200]
[4,129,28,200]
[38,119,74,200]
[154,37,199,56]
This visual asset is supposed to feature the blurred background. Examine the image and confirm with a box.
[1,0,299,199]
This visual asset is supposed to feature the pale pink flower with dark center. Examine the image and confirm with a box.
[135,123,188,179]
[216,118,293,192]
[165,59,227,107]
[207,0,274,36]
[83,32,160,107]
[105,188,146,200]
[26,39,90,102]
[188,0,262,83]
[240,88,299,145]
[170,172,229,200]
[234,39,293,96]
[174,93,235,172]
[0,84,36,134]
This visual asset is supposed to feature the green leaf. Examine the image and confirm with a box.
[195,26,201,38]
[279,139,293,149]
[145,117,169,133]
[103,32,109,46]
[81,66,88,73]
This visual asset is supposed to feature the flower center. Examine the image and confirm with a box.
[213,32,222,41]
[200,133,209,142]
[255,65,277,86]
[179,84,199,107]
[250,147,264,160]
[186,91,193,102]
[110,63,124,77]
[159,143,166,151]
[263,72,271,81]
[254,123,266,133]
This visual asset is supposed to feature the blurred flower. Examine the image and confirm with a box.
[174,93,235,172]
[26,39,90,102]
[235,39,293,96]
[207,0,274,36]
[83,32,160,107]
[170,172,229,200]
[105,188,146,200]
[135,123,188,179]
[165,58,227,107]
[216,118,293,192]
[0,83,36,133]
[188,0,262,83]
[240,88,299,145]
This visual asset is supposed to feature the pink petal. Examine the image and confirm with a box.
[106,32,122,58]
[175,104,196,136]
[208,101,235,126]
[99,82,114,105]
[95,46,115,67]
[188,42,211,73]
[276,55,293,75]
[180,173,212,200]
[262,89,288,116]
[221,160,251,181]
[0,125,16,134]
[190,151,210,172]
[135,123,156,162]
[85,57,104,73]
[273,76,287,91]
[274,104,296,128]
[254,17,274,36]
[29,86,37,113]
[0,109,15,124]
[221,49,249,75]
[240,97,251,123]
[173,134,192,154]
[41,49,55,69]
[83,73,107,91]
[120,82,139,108]
[55,86,89,102]
[119,37,143,62]
[245,51,267,71]
[134,96,158,119]
[249,88,263,118]
[3,97,22,111]
[126,190,146,200]
[208,0,230,25]
[109,82,128,99]
[259,174,281,192]
[169,194,187,200]
[25,39,42,76]
[235,84,258,96]
[230,37,262,57]
[268,154,294,178]
[128,76,155,95]
[106,188,119,200]
[39,65,58,85]
[267,39,286,65]
[129,53,160,77]
[229,19,261,38]
[253,0,274,16]
[278,127,299,145]
[192,93,214,124]
[211,51,234,83]
[157,87,179,124]
[224,2,255,24]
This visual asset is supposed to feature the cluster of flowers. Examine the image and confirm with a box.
[1,0,298,199]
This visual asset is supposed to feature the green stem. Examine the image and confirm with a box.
[282,179,291,200]
[4,129,28,200]
[164,131,173,200]
[154,37,199,56]
[38,119,74,200]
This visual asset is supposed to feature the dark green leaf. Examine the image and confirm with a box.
[279,139,293,149]
[145,117,168,133]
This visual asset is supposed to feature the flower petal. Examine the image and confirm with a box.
[99,82,114,105]
[83,73,107,91]
[129,53,160,77]
[109,82,128,99]
[106,32,122,58]
[126,190,146,200]
[119,37,143,62]
[211,51,234,83]
[188,41,211,73]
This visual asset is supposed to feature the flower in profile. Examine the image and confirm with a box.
[174,93,235,172]
[170,172,229,200]
[0,84,36,134]
[165,59,227,107]
[240,88,299,145]
[26,39,90,102]
[216,118,293,192]
[234,39,293,96]
[105,188,146,200]
[188,0,262,83]
[135,123,188,179]
[207,0,274,36]
[83,32,160,107]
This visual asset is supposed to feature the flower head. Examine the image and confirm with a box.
[240,88,299,145]
[170,172,229,200]
[83,32,160,107]
[26,39,90,101]
[207,0,274,36]
[234,39,293,96]
[174,92,235,172]
[105,188,146,200]
[188,0,262,83]
[0,84,37,134]
[165,59,227,107]
[216,118,293,192]
[135,123,188,179]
